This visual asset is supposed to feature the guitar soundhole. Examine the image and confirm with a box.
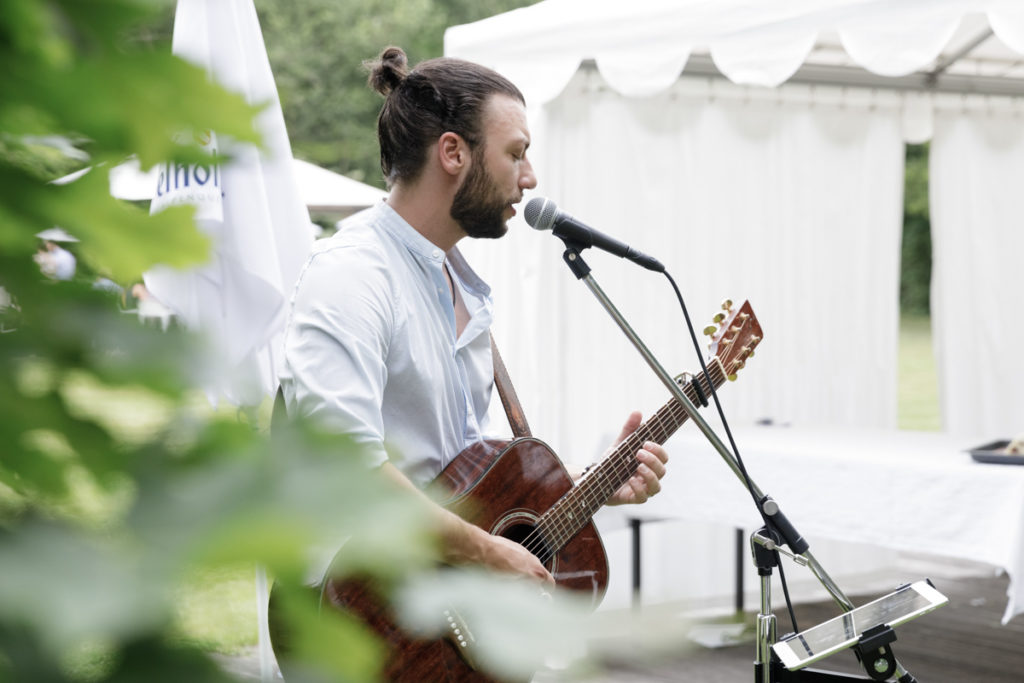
[497,521,554,569]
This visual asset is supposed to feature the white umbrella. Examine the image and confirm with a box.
[144,0,314,408]
[35,228,79,243]
[144,7,312,676]
[68,156,388,214]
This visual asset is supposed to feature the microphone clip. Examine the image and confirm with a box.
[560,241,593,280]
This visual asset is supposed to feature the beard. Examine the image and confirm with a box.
[450,149,511,240]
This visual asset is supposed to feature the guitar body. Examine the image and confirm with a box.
[431,437,609,599]
[320,438,609,682]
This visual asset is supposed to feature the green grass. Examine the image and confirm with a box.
[172,564,260,654]
[898,314,941,431]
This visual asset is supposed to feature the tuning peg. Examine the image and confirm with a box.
[712,311,727,324]
[721,298,733,311]
[703,324,718,336]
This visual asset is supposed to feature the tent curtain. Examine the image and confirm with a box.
[463,71,905,463]
[930,106,1024,439]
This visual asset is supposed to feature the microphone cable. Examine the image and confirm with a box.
[660,269,801,635]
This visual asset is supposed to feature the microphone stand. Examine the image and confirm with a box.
[556,242,918,683]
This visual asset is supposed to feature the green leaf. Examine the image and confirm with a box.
[0,520,168,656]
[104,636,242,683]
[129,423,437,583]
[0,161,210,282]
[269,581,385,683]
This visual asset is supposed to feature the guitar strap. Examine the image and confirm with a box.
[489,332,532,438]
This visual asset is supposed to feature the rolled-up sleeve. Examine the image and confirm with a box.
[281,242,396,468]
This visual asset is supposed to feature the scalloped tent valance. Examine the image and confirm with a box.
[445,0,1024,104]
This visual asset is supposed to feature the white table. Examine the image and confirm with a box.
[628,425,1024,624]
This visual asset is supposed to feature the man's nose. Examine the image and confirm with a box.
[520,158,538,190]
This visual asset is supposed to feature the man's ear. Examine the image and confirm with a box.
[437,132,468,176]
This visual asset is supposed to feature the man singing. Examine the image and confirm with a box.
[279,45,668,595]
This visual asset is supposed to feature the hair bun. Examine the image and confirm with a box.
[367,46,409,96]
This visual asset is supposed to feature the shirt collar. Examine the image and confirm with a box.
[376,203,492,299]
[377,203,448,265]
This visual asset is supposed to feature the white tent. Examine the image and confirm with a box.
[290,158,388,215]
[445,0,1024,616]
[446,0,1024,452]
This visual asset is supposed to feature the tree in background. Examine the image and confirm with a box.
[257,0,535,187]
[901,143,931,316]
[0,1,432,680]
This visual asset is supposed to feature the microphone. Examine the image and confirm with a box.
[523,197,664,273]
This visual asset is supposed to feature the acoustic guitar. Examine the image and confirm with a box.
[292,300,762,682]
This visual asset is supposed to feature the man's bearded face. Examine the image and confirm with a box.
[451,145,510,240]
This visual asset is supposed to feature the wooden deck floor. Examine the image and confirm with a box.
[571,573,1024,682]
[218,570,1023,682]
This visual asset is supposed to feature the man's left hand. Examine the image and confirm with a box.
[605,411,668,506]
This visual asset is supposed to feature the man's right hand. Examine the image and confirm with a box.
[381,462,554,585]
[472,527,554,585]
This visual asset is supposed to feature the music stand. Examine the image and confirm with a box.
[751,529,947,682]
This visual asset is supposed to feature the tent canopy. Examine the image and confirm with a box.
[446,0,1024,104]
[289,159,387,214]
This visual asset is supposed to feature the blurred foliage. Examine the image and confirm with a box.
[901,143,931,316]
[255,0,536,186]
[0,2,627,682]
[0,1,436,681]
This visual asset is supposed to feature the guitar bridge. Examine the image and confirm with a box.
[444,606,482,670]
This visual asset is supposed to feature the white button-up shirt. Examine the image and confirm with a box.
[279,203,495,489]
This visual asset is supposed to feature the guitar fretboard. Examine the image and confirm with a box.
[536,358,727,556]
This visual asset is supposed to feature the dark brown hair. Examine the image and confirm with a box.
[365,46,524,186]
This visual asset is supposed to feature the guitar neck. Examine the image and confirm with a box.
[538,357,728,554]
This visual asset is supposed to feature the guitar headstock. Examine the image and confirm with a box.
[703,299,762,381]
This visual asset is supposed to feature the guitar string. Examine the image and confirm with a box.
[518,359,731,562]
[523,362,726,560]
[544,319,757,551]
[542,360,727,556]
[568,325,749,520]
[518,320,751,561]
[541,366,722,554]
[525,385,707,563]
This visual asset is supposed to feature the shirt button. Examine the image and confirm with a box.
[432,249,442,259]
